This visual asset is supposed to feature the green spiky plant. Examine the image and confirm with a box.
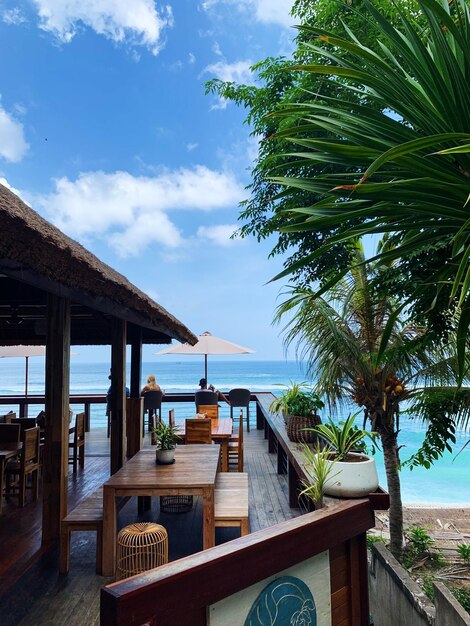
[311,413,378,461]
[300,443,338,509]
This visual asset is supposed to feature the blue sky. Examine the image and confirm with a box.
[0,0,299,362]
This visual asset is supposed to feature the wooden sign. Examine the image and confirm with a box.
[209,551,331,626]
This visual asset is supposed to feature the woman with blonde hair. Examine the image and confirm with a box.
[141,374,162,394]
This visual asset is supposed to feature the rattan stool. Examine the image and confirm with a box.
[160,495,193,514]
[116,522,168,580]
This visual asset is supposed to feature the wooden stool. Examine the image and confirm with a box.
[116,522,168,580]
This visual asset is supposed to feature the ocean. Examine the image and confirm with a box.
[1,358,468,505]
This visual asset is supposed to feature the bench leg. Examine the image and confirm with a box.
[60,526,70,574]
[240,518,250,536]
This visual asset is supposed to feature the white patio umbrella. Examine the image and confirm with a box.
[0,345,46,398]
[156,331,255,380]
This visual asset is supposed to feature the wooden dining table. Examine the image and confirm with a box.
[0,442,22,515]
[176,417,232,472]
[102,443,221,577]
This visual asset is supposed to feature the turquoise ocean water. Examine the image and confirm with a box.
[1,359,468,505]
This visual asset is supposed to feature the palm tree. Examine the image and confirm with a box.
[269,0,470,374]
[275,241,461,560]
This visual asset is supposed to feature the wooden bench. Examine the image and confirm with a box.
[60,487,103,575]
[214,473,249,536]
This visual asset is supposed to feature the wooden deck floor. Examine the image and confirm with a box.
[0,427,300,626]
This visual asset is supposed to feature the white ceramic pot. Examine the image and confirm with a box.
[324,452,379,498]
[156,448,175,464]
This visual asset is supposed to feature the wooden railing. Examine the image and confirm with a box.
[0,391,271,431]
[100,498,379,626]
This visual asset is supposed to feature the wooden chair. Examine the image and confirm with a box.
[0,423,20,443]
[215,473,249,536]
[185,418,212,444]
[228,409,244,472]
[11,418,37,431]
[197,405,219,419]
[5,427,40,507]
[0,411,16,424]
[69,412,85,473]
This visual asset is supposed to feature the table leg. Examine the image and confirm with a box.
[220,440,228,472]
[0,458,4,515]
[102,486,117,576]
[202,486,215,550]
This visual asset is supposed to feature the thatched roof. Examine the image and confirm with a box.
[0,183,196,345]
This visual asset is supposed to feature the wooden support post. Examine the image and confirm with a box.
[267,424,276,454]
[256,402,264,429]
[110,319,127,475]
[277,445,286,475]
[126,397,143,458]
[42,294,71,544]
[130,326,142,399]
[84,402,91,432]
[288,460,301,509]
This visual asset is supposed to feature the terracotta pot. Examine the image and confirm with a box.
[324,452,379,498]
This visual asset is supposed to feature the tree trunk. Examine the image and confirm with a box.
[379,425,403,561]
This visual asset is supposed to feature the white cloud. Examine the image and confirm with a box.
[2,8,27,25]
[212,41,223,57]
[187,143,198,152]
[188,52,196,64]
[201,0,293,28]
[197,224,238,246]
[0,177,22,196]
[204,59,253,84]
[34,167,244,257]
[0,104,29,162]
[31,0,174,53]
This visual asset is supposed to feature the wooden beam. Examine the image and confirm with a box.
[110,319,127,475]
[129,325,142,398]
[42,294,71,544]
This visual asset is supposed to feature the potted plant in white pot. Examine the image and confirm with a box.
[152,422,180,464]
[311,414,379,497]
[269,381,324,443]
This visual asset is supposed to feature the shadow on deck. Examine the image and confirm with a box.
[0,427,300,626]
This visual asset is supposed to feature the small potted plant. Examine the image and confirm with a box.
[310,414,379,497]
[300,443,338,509]
[269,381,324,443]
[152,421,180,464]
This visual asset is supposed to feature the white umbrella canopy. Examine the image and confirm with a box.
[156,331,255,379]
[0,346,46,412]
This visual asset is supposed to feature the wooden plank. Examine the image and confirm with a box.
[42,294,71,544]
[110,318,126,475]
[129,326,142,399]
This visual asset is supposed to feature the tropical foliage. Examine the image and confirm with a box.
[311,413,378,461]
[268,0,470,374]
[300,443,338,509]
[269,381,324,417]
[275,240,464,560]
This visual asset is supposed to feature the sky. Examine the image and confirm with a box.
[0,0,299,362]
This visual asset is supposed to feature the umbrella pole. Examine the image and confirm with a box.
[24,356,29,417]
[205,354,208,381]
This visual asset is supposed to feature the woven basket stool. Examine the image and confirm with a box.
[160,495,193,514]
[116,522,168,580]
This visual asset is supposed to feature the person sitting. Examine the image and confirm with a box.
[197,378,230,405]
[141,374,163,395]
